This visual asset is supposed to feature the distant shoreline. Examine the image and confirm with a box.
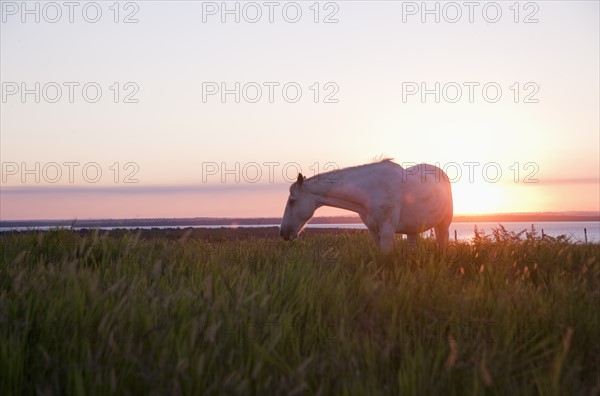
[1,212,598,228]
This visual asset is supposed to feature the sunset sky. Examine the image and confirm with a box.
[1,1,599,220]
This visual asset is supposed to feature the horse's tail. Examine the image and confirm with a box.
[440,167,454,226]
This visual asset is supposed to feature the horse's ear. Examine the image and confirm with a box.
[297,173,304,185]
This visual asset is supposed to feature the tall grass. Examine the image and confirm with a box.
[1,228,599,395]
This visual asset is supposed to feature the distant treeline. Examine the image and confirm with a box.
[1,212,598,228]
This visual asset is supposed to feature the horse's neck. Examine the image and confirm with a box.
[307,172,368,216]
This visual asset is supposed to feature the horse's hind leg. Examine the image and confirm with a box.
[434,224,450,247]
[435,201,453,248]
[406,233,418,246]
[405,233,419,255]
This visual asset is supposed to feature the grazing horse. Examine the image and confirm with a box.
[279,159,453,253]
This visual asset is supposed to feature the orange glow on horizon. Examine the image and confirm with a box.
[0,179,597,220]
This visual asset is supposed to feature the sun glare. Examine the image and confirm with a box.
[452,181,508,215]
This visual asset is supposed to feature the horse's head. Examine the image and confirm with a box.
[280,173,318,241]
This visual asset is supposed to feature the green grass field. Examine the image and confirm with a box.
[1,227,599,395]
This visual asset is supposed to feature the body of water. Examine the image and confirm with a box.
[1,221,598,243]
[308,222,599,243]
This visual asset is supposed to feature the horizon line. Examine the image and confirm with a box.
[2,211,599,224]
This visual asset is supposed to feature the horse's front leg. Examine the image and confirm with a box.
[378,224,395,254]
[362,215,383,249]
[367,228,380,245]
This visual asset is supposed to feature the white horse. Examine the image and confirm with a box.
[279,159,453,252]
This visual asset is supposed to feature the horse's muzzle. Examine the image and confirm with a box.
[279,227,295,241]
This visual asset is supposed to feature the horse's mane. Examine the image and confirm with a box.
[304,158,396,183]
[371,155,394,163]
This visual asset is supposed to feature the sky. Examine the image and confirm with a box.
[1,0,599,220]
